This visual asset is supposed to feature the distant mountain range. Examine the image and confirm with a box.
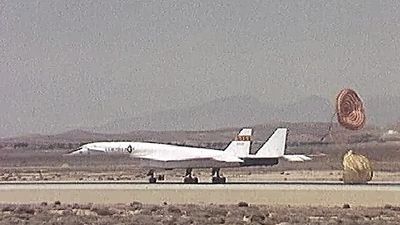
[3,94,400,139]
[92,94,400,133]
[2,94,395,147]
[2,122,381,148]
[93,95,335,133]
[92,96,400,133]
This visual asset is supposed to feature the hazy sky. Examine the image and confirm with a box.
[1,0,400,136]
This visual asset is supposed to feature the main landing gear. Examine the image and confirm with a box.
[211,168,226,184]
[147,170,165,183]
[183,168,199,184]
[147,168,226,184]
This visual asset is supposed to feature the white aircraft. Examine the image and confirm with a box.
[68,128,253,156]
[69,128,310,183]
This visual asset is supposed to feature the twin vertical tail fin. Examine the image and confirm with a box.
[224,127,311,162]
[224,128,252,158]
[255,128,287,158]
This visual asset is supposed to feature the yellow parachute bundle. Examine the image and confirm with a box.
[342,150,373,184]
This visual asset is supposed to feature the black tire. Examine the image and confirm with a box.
[221,176,226,184]
[183,176,190,183]
[212,176,226,184]
[149,177,157,183]
[183,176,198,184]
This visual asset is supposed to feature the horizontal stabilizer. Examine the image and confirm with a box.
[282,155,312,162]
[213,155,243,163]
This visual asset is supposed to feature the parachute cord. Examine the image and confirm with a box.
[320,111,337,142]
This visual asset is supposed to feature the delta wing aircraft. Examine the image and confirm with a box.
[70,128,311,183]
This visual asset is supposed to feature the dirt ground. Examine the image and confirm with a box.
[0,202,399,225]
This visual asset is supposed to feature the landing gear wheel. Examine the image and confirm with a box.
[211,168,226,184]
[147,169,158,183]
[212,176,226,184]
[183,168,199,184]
[183,176,199,184]
[221,176,226,183]
[183,177,190,183]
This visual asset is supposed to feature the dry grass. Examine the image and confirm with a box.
[0,203,399,225]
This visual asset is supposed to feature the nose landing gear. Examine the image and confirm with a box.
[147,169,157,183]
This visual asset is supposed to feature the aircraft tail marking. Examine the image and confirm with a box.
[224,128,252,157]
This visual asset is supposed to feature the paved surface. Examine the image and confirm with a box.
[0,182,399,206]
[1,180,400,185]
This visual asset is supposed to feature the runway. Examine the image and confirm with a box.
[0,181,399,206]
[1,180,400,185]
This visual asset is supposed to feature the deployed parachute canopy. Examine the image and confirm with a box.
[320,88,366,141]
[336,89,366,130]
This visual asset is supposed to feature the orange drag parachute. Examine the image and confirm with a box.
[342,150,373,184]
[336,89,366,130]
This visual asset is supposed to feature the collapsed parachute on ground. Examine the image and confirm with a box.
[342,150,373,184]
[336,89,366,130]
